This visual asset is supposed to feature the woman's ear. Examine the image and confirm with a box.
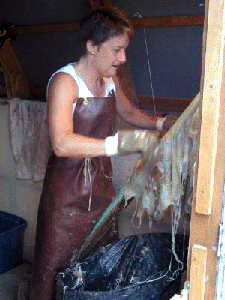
[86,40,97,55]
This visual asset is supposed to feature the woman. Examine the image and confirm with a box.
[30,7,176,300]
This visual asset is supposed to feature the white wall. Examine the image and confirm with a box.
[0,101,42,262]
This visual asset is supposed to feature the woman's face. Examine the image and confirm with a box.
[91,32,130,77]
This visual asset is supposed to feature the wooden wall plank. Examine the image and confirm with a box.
[189,245,208,300]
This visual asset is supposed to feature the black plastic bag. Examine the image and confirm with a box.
[56,233,187,300]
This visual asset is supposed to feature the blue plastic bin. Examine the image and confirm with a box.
[0,211,28,274]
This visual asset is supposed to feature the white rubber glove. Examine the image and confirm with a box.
[105,130,159,157]
[105,133,119,156]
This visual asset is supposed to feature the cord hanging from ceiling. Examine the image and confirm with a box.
[133,12,156,115]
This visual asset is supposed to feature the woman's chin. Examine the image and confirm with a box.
[102,66,118,78]
[106,68,118,77]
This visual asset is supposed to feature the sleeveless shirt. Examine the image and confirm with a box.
[49,63,116,112]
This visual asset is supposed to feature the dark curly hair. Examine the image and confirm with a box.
[79,7,133,56]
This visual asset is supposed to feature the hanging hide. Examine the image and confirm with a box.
[124,93,201,228]
[76,93,200,261]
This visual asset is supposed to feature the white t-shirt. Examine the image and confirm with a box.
[48,63,116,112]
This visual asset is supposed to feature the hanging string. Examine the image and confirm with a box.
[99,157,113,179]
[83,157,92,211]
[133,12,157,115]
[143,27,157,115]
[131,198,143,229]
[126,14,189,276]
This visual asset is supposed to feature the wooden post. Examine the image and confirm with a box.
[188,0,225,299]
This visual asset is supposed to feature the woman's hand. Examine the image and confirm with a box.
[163,115,178,131]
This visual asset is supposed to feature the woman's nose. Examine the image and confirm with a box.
[118,49,126,63]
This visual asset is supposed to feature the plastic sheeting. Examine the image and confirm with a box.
[56,233,188,300]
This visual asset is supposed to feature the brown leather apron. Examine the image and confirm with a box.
[30,94,117,300]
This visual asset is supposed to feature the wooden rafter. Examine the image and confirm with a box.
[0,39,30,98]
[11,23,79,35]
[130,14,204,28]
[9,14,204,35]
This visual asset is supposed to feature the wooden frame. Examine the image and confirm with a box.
[188,0,225,298]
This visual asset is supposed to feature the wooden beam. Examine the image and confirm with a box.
[130,14,205,28]
[10,14,204,35]
[11,23,79,35]
[0,40,24,74]
[0,39,30,98]
[187,0,225,299]
[139,95,192,114]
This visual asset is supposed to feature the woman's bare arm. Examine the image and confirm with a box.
[48,72,106,157]
[114,75,177,131]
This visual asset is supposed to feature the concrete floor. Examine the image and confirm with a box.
[0,263,31,300]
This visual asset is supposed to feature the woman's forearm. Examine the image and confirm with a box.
[121,108,158,130]
[51,133,106,158]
